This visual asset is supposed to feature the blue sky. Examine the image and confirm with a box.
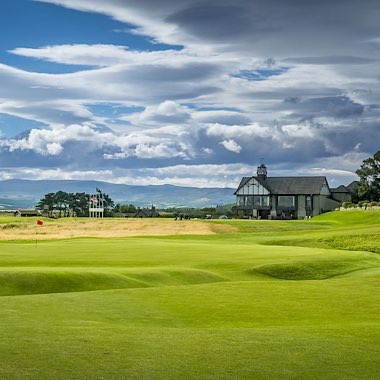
[0,0,379,188]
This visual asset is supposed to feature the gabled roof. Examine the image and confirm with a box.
[14,209,42,216]
[132,208,159,218]
[330,185,350,193]
[265,177,328,195]
[235,177,252,192]
[234,176,271,195]
[347,180,359,192]
[235,176,328,195]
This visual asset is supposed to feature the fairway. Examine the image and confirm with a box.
[0,212,379,379]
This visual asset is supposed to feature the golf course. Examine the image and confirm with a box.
[0,211,379,379]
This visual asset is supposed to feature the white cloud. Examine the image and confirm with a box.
[9,44,226,68]
[134,142,187,159]
[0,124,111,155]
[10,44,132,67]
[220,139,241,153]
[125,100,191,126]
[280,123,316,139]
[206,123,272,139]
[193,110,251,125]
[46,142,63,155]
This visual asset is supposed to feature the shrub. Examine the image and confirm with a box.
[342,202,353,209]
[2,223,20,229]
[358,200,370,208]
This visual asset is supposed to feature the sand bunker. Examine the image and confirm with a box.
[0,218,236,240]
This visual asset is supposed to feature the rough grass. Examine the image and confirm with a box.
[0,211,379,379]
[0,217,236,240]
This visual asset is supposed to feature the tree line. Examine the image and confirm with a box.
[36,191,234,219]
[36,191,114,217]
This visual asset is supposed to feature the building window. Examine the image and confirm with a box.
[238,195,269,207]
[306,196,312,208]
[278,196,295,207]
[253,196,261,206]
[237,196,252,206]
[253,195,270,206]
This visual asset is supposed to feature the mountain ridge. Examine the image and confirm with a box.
[0,179,235,209]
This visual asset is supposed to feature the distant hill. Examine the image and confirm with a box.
[0,179,235,209]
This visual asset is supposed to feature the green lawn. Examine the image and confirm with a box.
[0,211,379,379]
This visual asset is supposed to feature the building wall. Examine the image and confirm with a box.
[320,196,341,212]
[311,195,318,216]
[236,178,270,196]
[330,192,352,203]
[297,195,306,218]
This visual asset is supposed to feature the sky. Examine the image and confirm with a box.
[0,0,379,189]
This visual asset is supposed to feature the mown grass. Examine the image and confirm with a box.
[0,210,379,379]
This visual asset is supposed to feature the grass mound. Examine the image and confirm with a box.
[262,232,380,254]
[126,268,226,286]
[249,255,380,280]
[318,233,380,254]
[308,210,380,226]
[0,270,148,296]
[0,268,227,296]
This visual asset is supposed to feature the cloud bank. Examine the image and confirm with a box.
[0,0,379,189]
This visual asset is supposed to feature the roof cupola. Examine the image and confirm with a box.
[257,163,267,179]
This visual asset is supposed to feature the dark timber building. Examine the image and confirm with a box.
[234,164,353,219]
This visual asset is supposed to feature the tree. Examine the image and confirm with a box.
[354,150,380,202]
[54,190,69,217]
[35,192,56,217]
[37,191,83,217]
[119,204,137,213]
[70,192,90,217]
[101,193,115,216]
[36,191,115,217]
